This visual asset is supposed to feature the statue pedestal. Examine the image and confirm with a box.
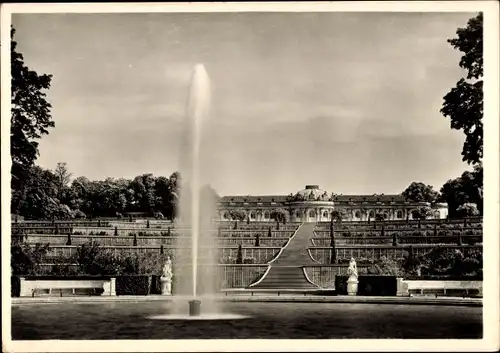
[347,278,358,296]
[160,276,172,296]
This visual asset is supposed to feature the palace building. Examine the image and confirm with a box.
[217,185,448,222]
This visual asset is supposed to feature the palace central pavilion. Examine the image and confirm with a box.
[217,185,448,222]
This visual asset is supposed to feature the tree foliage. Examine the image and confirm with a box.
[11,27,55,214]
[440,164,483,217]
[12,163,212,220]
[11,243,49,276]
[270,208,288,222]
[411,206,433,220]
[331,209,347,223]
[456,203,480,218]
[441,13,483,165]
[402,182,439,203]
[228,209,247,221]
[367,256,404,276]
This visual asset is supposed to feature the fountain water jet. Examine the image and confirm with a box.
[171,64,220,317]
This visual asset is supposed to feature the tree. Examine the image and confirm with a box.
[228,209,246,221]
[375,213,386,222]
[53,162,72,200]
[440,166,483,217]
[456,203,480,218]
[411,206,432,220]
[402,182,439,203]
[130,174,157,214]
[330,225,337,264]
[17,166,61,220]
[167,172,180,220]
[236,244,243,264]
[441,13,483,165]
[11,27,55,214]
[392,232,398,247]
[331,209,347,223]
[270,208,288,223]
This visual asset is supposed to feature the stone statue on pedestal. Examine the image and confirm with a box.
[346,257,359,296]
[160,256,173,295]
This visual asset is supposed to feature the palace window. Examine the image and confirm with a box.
[250,212,256,219]
[355,211,361,219]
[223,213,229,220]
[369,211,375,219]
[309,210,316,218]
[323,211,328,218]
[397,211,403,219]
[264,212,270,219]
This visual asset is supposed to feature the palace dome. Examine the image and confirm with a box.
[293,185,331,201]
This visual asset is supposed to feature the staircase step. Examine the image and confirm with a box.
[251,223,320,290]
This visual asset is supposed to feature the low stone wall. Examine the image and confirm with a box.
[396,278,482,297]
[18,277,116,297]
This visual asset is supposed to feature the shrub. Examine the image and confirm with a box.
[416,247,482,277]
[243,257,256,264]
[11,243,50,276]
[392,233,398,246]
[219,256,235,264]
[50,264,80,276]
[367,257,404,276]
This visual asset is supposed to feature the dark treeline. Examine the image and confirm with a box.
[11,163,219,220]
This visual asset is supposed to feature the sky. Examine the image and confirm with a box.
[12,11,476,196]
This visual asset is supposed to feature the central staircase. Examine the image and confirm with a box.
[250,223,319,290]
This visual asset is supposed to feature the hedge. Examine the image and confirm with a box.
[115,275,152,296]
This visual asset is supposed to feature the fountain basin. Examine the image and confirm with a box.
[11,301,482,339]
